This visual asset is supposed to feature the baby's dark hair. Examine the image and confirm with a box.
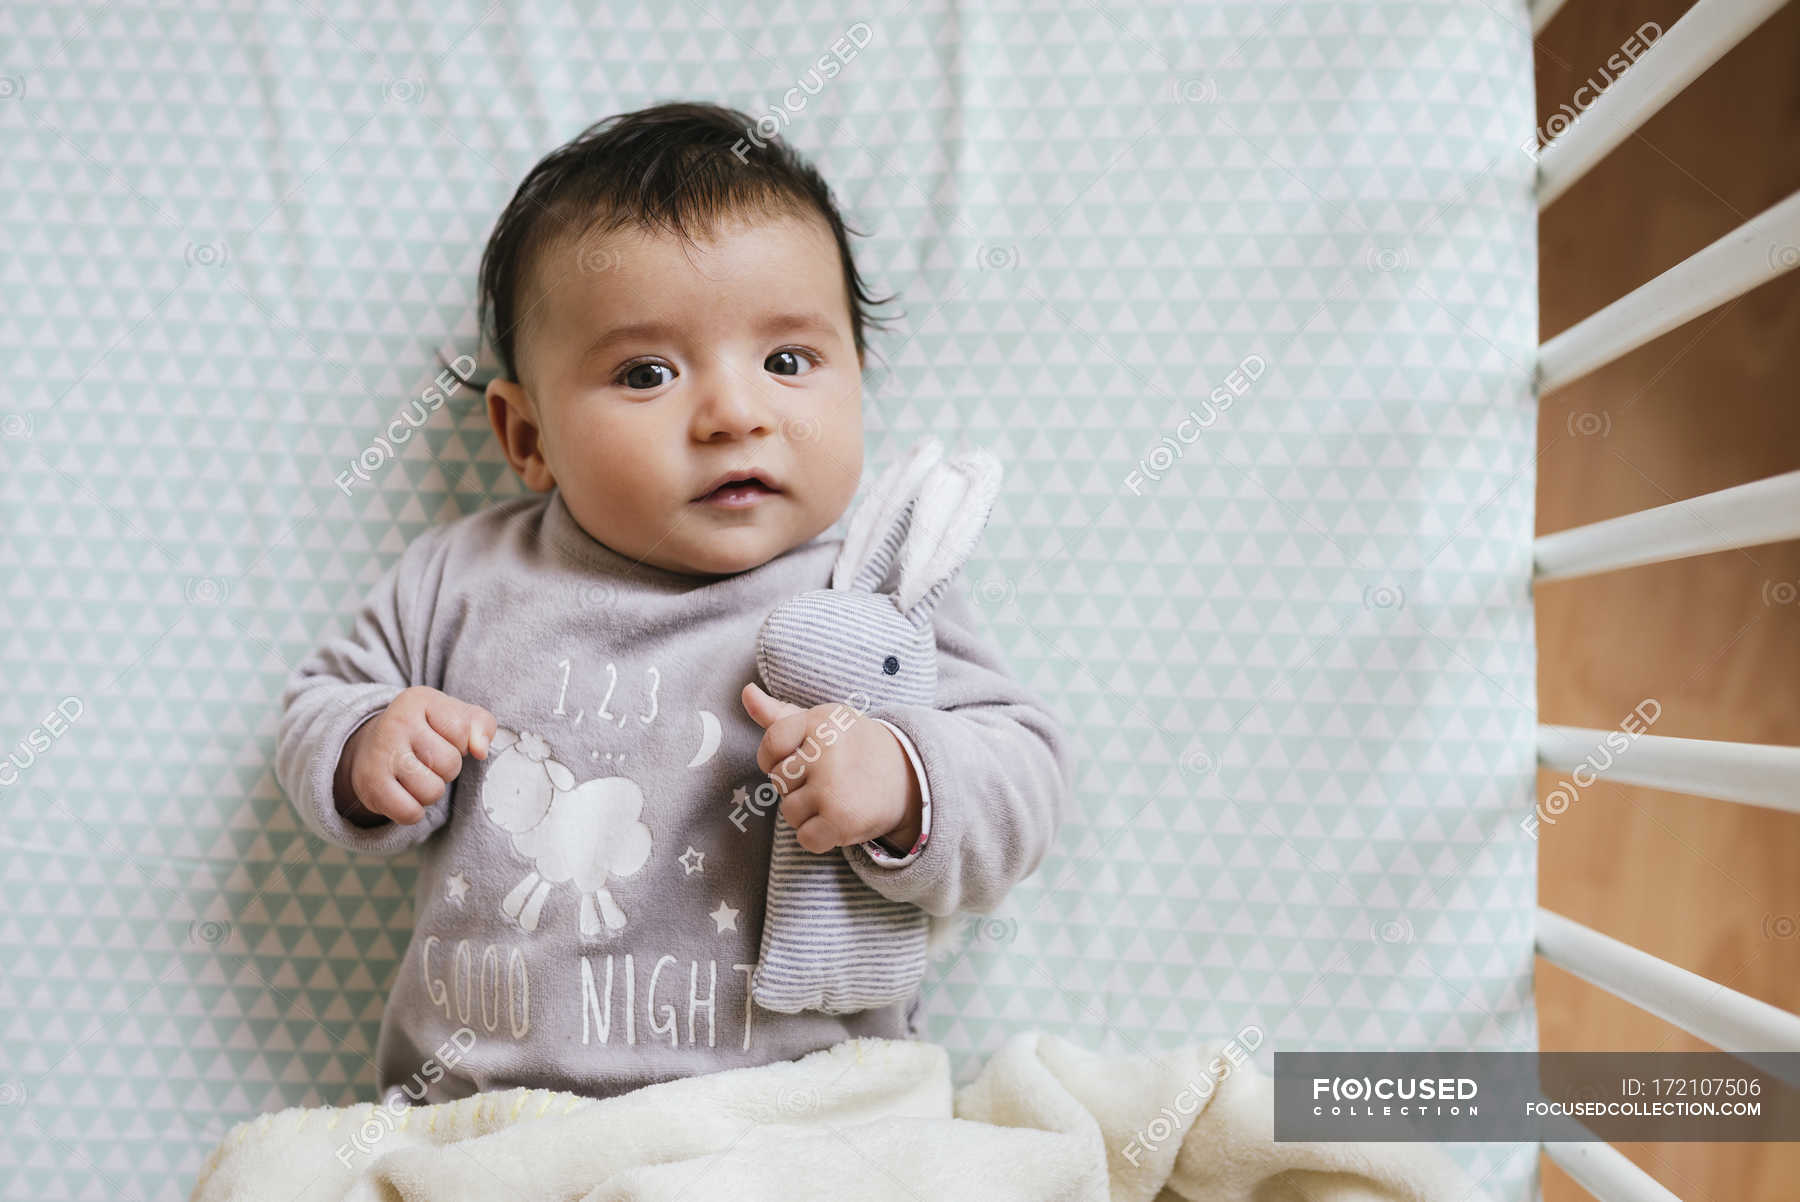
[477,100,898,384]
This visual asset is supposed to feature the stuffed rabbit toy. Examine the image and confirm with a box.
[750,436,1003,1015]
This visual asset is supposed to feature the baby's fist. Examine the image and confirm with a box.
[335,686,497,827]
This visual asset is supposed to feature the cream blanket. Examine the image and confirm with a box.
[189,1031,1495,1202]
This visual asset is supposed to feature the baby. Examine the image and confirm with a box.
[275,101,1074,1106]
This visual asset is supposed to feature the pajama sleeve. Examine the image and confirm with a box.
[862,719,932,866]
[843,579,1075,915]
[275,523,454,857]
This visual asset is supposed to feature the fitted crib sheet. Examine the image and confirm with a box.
[0,1,1541,1198]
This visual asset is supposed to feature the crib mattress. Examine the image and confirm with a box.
[0,1,1540,1198]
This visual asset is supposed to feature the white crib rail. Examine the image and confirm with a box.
[1537,189,1800,393]
[1536,910,1800,1053]
[1529,0,1574,34]
[1541,1142,1684,1202]
[1533,468,1800,581]
[1528,3,1800,1196]
[1534,912,1800,1202]
[1538,725,1800,814]
[1534,0,1790,205]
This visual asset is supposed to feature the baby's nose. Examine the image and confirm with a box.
[691,375,775,439]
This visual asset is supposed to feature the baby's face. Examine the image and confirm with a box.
[487,209,864,577]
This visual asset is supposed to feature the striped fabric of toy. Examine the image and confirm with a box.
[750,437,1002,1014]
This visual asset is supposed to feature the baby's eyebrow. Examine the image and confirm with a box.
[581,312,841,362]
[582,321,679,363]
[754,310,840,339]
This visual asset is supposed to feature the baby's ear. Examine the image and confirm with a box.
[486,378,554,492]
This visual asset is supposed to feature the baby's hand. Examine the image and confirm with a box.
[742,682,923,854]
[334,686,498,827]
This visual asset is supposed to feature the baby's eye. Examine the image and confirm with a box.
[617,360,674,390]
[766,348,818,377]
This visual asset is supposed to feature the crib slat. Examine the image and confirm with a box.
[1535,909,1800,1054]
[1533,469,1800,582]
[1538,726,1800,814]
[1529,0,1572,35]
[1536,0,1789,207]
[1537,188,1800,392]
[1542,1140,1684,1202]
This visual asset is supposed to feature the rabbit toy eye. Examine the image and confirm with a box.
[882,655,900,676]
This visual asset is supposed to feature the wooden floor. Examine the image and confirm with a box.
[1533,1,1800,1199]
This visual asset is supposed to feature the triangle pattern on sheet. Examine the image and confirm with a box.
[0,1,1538,1198]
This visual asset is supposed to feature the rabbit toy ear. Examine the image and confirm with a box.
[831,438,944,593]
[894,448,1003,623]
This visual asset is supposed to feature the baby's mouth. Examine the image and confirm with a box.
[695,477,782,508]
